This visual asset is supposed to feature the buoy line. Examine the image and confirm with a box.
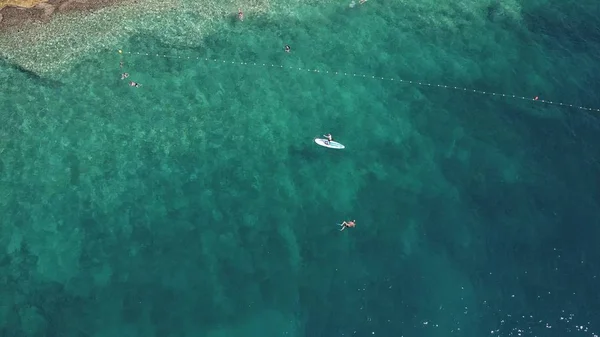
[117,50,600,112]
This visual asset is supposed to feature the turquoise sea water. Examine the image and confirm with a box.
[1,1,600,336]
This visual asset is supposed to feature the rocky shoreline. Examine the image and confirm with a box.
[0,0,124,30]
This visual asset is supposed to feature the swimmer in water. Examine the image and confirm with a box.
[324,133,333,145]
[129,81,140,88]
[284,45,291,53]
[238,8,244,21]
[339,220,356,231]
[121,73,129,80]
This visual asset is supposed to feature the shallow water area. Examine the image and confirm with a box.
[1,0,600,336]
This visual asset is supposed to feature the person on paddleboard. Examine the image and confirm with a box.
[340,220,356,231]
[324,133,333,144]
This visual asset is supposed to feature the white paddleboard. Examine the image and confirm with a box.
[314,138,345,149]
